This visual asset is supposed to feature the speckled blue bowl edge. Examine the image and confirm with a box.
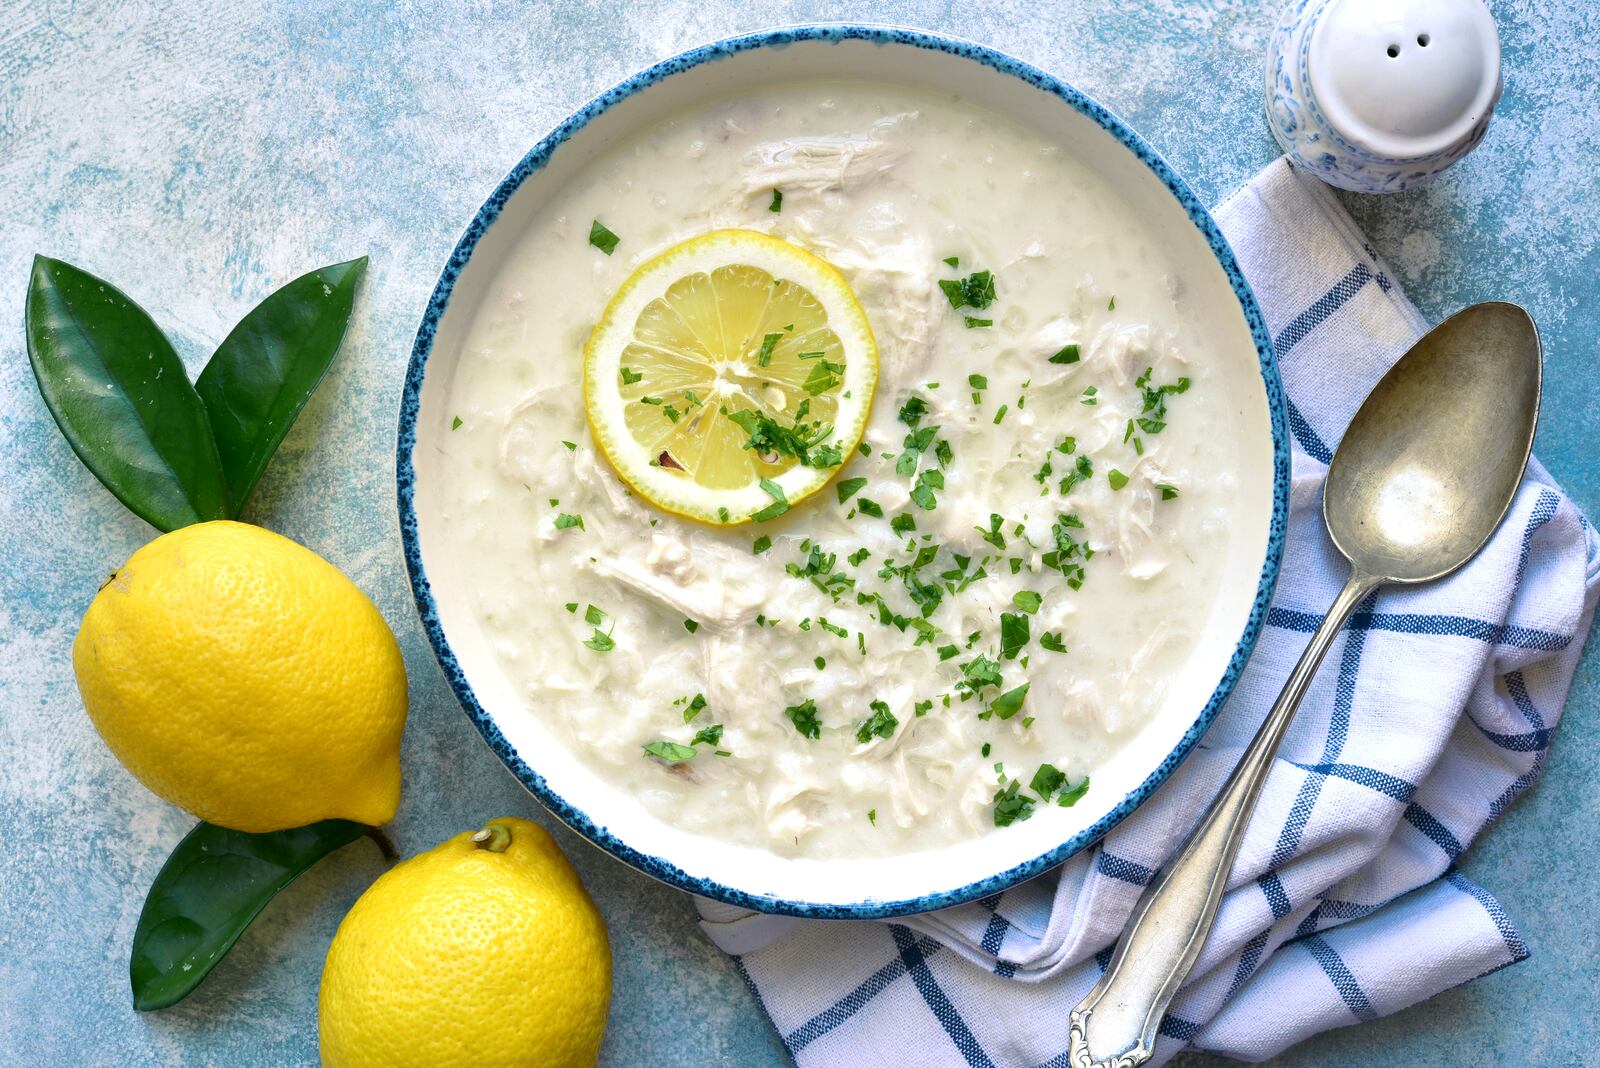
[395,23,1290,919]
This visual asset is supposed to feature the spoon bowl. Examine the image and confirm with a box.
[1326,301,1542,583]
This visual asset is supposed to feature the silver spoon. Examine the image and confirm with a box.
[1068,301,1542,1067]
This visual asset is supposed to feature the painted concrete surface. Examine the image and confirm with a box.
[1,2,1594,1065]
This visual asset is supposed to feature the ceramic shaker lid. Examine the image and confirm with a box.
[1308,0,1501,159]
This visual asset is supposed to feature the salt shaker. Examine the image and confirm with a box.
[1266,0,1502,193]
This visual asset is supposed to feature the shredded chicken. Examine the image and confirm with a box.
[585,533,766,630]
[738,112,917,198]
[794,203,941,382]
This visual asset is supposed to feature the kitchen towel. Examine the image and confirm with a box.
[695,157,1600,1066]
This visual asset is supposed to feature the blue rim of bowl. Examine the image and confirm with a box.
[396,24,1290,919]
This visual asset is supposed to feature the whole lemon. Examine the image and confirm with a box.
[319,816,612,1068]
[72,520,407,832]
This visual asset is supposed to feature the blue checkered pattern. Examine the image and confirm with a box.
[696,159,1600,1066]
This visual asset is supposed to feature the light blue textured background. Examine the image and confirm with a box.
[1,3,1595,1065]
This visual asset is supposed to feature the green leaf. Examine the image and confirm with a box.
[25,256,230,531]
[990,682,1031,720]
[589,220,620,255]
[643,740,696,764]
[194,257,366,513]
[130,819,373,1011]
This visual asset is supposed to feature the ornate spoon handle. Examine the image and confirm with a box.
[1068,572,1379,1067]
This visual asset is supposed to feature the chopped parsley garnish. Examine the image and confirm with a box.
[943,255,960,268]
[818,617,848,638]
[868,808,878,825]
[1134,365,1192,434]
[451,416,462,430]
[909,475,938,511]
[751,478,790,522]
[1039,631,1067,653]
[784,698,822,739]
[683,693,708,722]
[915,699,933,717]
[565,602,578,613]
[583,628,615,652]
[683,619,699,634]
[584,605,605,625]
[554,513,584,531]
[1012,590,1043,614]
[897,395,929,427]
[992,404,1008,425]
[977,513,1006,549]
[1049,344,1081,365]
[1107,468,1130,491]
[768,188,783,212]
[815,656,826,670]
[717,507,730,522]
[937,644,959,661]
[837,476,867,503]
[752,535,772,554]
[802,360,846,395]
[857,498,884,518]
[992,779,1035,827]
[1080,386,1098,406]
[691,723,724,747]
[964,316,993,329]
[938,270,997,311]
[1059,455,1094,495]
[856,700,899,744]
[999,613,1030,660]
[786,544,855,601]
[756,331,784,367]
[1059,775,1091,806]
[897,425,940,481]
[562,440,577,451]
[958,655,1003,699]
[726,407,840,470]
[848,547,871,566]
[1158,483,1180,500]
[620,366,644,385]
[990,682,1030,720]
[1043,514,1089,589]
[1030,763,1067,800]
[968,373,988,391]
[588,220,620,255]
[890,513,917,535]
[643,740,695,764]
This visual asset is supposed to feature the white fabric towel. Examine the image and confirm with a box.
[695,158,1600,1066]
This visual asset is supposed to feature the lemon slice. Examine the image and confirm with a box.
[583,230,878,525]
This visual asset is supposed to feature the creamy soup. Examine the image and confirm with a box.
[436,81,1245,859]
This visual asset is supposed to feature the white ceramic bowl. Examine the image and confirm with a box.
[398,26,1289,917]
